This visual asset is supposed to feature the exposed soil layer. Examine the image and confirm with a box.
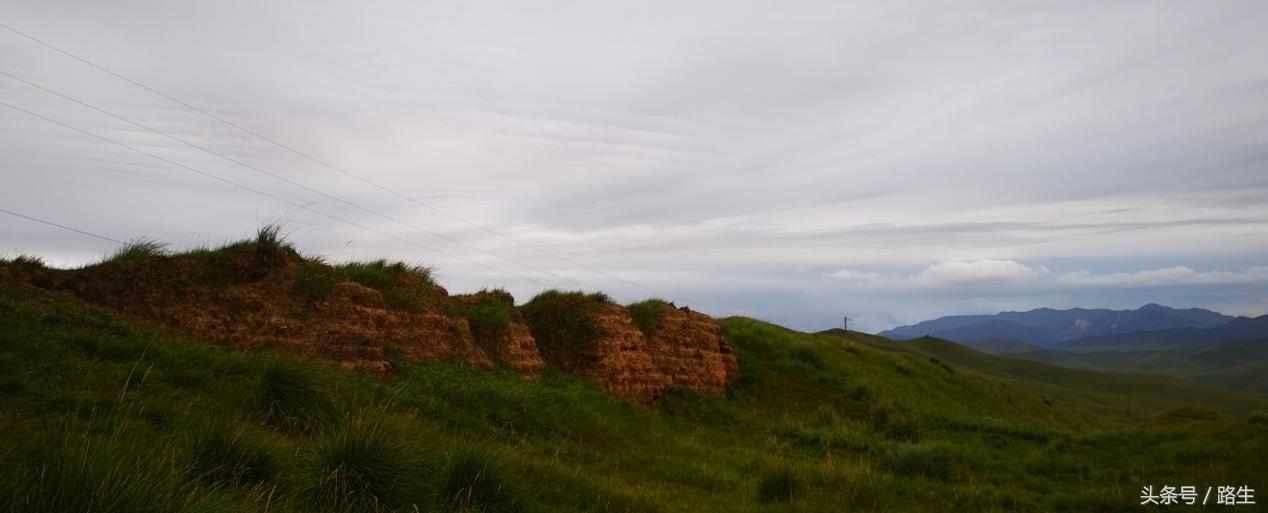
[39,245,491,374]
[529,300,741,402]
[454,290,546,377]
[4,243,738,401]
[641,303,742,395]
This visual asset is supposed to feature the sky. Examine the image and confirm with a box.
[2,1,1267,333]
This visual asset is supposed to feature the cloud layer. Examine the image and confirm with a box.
[1060,266,1268,287]
[1,1,1267,332]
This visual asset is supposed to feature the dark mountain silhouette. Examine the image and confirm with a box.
[878,304,1235,347]
[1054,314,1268,351]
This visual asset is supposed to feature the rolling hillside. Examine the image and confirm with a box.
[818,330,1268,420]
[1005,341,1268,394]
[3,244,1267,512]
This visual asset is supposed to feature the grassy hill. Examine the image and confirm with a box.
[946,338,1038,355]
[1005,341,1268,395]
[817,331,1268,422]
[2,267,1267,512]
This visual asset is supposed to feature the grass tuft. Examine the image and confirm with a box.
[521,290,614,351]
[1156,405,1221,423]
[4,431,233,513]
[254,224,288,249]
[189,423,280,487]
[104,238,169,264]
[1,254,47,268]
[756,466,799,503]
[249,224,298,270]
[292,263,340,299]
[440,446,517,512]
[887,445,953,481]
[454,290,516,344]
[628,299,670,336]
[814,404,839,426]
[299,416,421,512]
[335,260,437,310]
[872,402,921,442]
[256,356,336,434]
[790,343,827,370]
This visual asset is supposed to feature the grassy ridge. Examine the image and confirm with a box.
[1,278,1266,512]
[1005,342,1268,395]
[828,330,1268,421]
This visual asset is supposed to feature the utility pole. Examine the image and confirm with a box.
[842,315,849,332]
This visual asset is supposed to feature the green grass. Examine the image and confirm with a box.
[440,446,517,512]
[189,422,281,487]
[826,329,1268,422]
[334,260,437,310]
[521,290,614,352]
[454,290,516,344]
[886,445,953,481]
[871,401,922,442]
[0,254,46,268]
[756,466,799,503]
[627,299,669,336]
[2,423,237,513]
[103,238,169,264]
[257,356,337,434]
[293,263,341,299]
[299,415,424,512]
[2,275,1267,512]
[1006,341,1268,394]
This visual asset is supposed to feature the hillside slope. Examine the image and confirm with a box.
[3,249,1267,512]
[819,331,1268,421]
[1005,341,1268,394]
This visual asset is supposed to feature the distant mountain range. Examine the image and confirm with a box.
[1054,314,1268,352]
[878,304,1265,350]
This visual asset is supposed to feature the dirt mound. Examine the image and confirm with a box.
[37,243,492,374]
[453,290,546,377]
[523,292,740,402]
[581,304,670,400]
[638,302,741,395]
[5,242,741,401]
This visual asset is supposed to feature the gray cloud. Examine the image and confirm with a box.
[2,0,1268,332]
[1060,266,1268,288]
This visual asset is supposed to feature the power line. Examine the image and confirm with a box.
[0,69,610,297]
[0,99,562,291]
[0,22,686,304]
[0,207,130,247]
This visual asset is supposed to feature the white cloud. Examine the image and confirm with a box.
[2,2,1268,329]
[911,259,1047,288]
[823,259,1045,290]
[823,269,882,282]
[1059,266,1268,287]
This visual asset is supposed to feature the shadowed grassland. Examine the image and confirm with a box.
[828,330,1268,421]
[1,275,1266,512]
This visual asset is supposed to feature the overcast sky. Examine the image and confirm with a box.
[2,1,1267,332]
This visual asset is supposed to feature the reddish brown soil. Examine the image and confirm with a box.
[5,244,740,402]
[576,303,669,401]
[36,246,491,374]
[453,291,546,377]
[532,302,741,403]
[642,303,742,395]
